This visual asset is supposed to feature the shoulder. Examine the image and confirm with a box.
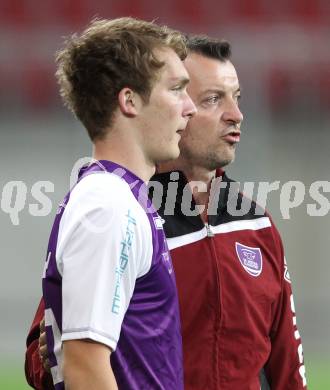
[61,172,151,232]
[66,172,138,214]
[57,172,153,267]
[72,172,131,204]
[220,174,284,248]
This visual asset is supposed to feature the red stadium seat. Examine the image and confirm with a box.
[0,0,29,28]
[109,0,147,19]
[228,0,265,24]
[289,0,322,25]
[170,0,206,26]
[54,0,91,29]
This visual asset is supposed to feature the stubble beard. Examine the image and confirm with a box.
[179,149,234,173]
[202,144,236,171]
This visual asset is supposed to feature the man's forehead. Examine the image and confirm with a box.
[156,47,189,79]
[185,53,237,77]
[195,74,240,92]
[184,53,239,90]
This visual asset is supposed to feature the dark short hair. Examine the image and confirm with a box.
[56,17,187,141]
[186,35,231,62]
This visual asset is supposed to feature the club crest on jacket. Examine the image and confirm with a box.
[235,242,263,277]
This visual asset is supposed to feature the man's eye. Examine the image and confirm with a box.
[172,85,183,92]
[205,95,219,104]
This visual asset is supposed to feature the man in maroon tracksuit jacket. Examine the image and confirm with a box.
[25,35,307,389]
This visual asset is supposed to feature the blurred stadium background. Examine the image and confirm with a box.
[0,1,329,389]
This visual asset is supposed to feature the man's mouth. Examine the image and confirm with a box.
[221,130,241,144]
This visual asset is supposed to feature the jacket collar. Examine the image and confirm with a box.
[150,169,234,224]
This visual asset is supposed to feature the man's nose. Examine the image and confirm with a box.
[183,93,197,119]
[222,100,243,125]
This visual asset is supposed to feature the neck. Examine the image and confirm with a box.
[176,161,214,216]
[93,128,155,183]
[184,167,215,217]
[165,160,215,197]
[159,158,217,223]
[184,167,215,190]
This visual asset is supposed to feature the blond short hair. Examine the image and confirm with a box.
[56,17,187,140]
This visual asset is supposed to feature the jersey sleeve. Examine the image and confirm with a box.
[264,220,307,389]
[25,298,54,390]
[57,174,153,350]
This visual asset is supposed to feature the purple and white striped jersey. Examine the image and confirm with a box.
[42,160,183,390]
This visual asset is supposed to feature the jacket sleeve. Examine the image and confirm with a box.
[25,298,54,390]
[264,220,307,389]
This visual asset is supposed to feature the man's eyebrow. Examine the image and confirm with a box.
[199,86,241,97]
[170,76,190,86]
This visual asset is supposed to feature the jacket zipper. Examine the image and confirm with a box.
[205,222,215,237]
[205,221,222,389]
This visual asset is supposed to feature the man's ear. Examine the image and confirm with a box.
[118,88,141,117]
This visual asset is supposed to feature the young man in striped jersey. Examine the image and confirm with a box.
[26,17,196,390]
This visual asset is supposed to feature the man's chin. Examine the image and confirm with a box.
[211,154,235,170]
[157,148,180,165]
[222,148,236,165]
[222,156,235,168]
